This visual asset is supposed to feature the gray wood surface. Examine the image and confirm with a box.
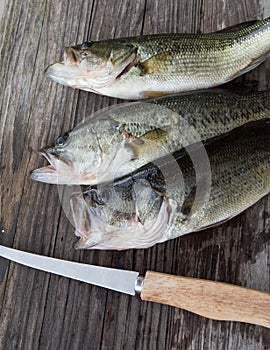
[0,0,270,349]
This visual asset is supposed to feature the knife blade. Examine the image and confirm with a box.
[0,245,269,328]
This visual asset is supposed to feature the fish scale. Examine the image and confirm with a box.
[31,89,270,185]
[168,124,270,241]
[45,17,270,99]
[72,120,270,250]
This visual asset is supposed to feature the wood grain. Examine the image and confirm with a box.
[141,271,270,328]
[0,0,269,349]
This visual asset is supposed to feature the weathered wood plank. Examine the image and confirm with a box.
[0,0,269,349]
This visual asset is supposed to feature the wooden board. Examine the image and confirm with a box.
[0,0,269,349]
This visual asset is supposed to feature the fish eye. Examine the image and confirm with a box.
[99,187,111,203]
[56,131,70,146]
[56,136,66,145]
[81,41,92,49]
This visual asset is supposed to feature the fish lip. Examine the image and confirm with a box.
[39,149,58,167]
[71,191,137,249]
[63,47,79,65]
[70,193,106,249]
[40,148,73,167]
[30,149,59,183]
[30,149,72,184]
[45,43,136,90]
[31,148,110,185]
[44,47,80,80]
[30,165,59,183]
[45,63,65,80]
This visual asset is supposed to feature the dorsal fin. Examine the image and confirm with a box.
[216,19,260,34]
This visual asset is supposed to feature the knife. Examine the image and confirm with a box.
[0,245,269,328]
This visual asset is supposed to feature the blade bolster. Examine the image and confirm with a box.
[134,275,145,295]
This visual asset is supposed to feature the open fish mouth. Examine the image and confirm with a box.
[30,149,98,185]
[45,42,137,91]
[45,47,91,86]
[31,126,143,185]
[45,61,114,91]
[31,141,137,185]
[30,150,76,185]
[70,192,177,250]
[53,46,84,66]
[31,149,93,185]
[30,150,59,183]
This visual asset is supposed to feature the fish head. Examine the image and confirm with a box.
[31,102,180,185]
[31,113,143,185]
[45,41,137,91]
[70,180,177,250]
[31,132,101,185]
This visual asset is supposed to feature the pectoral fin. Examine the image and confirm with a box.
[133,179,164,225]
[138,52,172,76]
[140,128,170,142]
[180,185,197,219]
[123,127,170,158]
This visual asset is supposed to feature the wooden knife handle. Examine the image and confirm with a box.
[140,271,270,328]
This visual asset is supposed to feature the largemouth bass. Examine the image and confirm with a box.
[31,89,270,185]
[45,18,270,99]
[70,120,270,250]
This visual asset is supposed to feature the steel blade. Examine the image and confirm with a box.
[0,245,139,295]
